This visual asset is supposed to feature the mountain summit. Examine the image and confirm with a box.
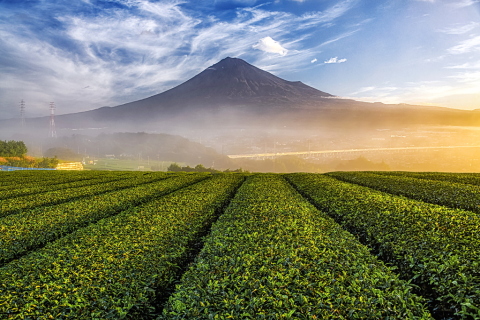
[159,57,333,104]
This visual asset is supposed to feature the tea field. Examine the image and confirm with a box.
[0,171,479,319]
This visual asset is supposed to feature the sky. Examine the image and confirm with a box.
[0,0,479,119]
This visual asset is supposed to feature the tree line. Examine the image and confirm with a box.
[167,163,245,173]
[0,140,58,168]
[0,140,28,157]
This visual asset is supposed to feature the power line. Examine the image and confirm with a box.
[49,102,57,138]
[20,99,25,128]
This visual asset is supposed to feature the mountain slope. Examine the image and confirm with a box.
[94,57,335,119]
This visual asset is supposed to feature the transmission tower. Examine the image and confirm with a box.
[49,102,57,138]
[20,99,26,128]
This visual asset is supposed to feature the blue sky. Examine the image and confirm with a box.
[0,0,479,119]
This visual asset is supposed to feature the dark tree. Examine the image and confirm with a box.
[0,140,28,157]
[167,163,182,172]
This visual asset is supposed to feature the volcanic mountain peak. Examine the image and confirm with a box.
[156,57,334,105]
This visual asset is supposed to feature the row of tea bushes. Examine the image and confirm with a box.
[327,171,480,214]
[0,172,168,218]
[0,170,116,188]
[0,174,245,319]
[372,171,480,186]
[0,173,208,266]
[0,172,133,200]
[162,175,432,319]
[286,173,480,319]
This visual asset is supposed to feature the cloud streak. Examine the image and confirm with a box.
[448,35,480,54]
[324,57,347,64]
[439,22,479,35]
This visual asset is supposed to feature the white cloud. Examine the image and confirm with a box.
[446,62,480,69]
[311,58,317,63]
[324,57,347,64]
[253,36,288,56]
[439,22,479,35]
[448,35,480,54]
[450,0,480,8]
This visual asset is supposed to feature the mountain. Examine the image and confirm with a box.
[2,57,480,134]
[139,57,333,108]
[70,57,337,125]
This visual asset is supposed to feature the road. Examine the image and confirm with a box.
[227,145,480,159]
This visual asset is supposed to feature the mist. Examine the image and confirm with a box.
[1,103,480,173]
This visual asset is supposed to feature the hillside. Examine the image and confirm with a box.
[49,132,233,169]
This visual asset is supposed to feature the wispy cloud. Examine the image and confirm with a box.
[446,61,480,69]
[449,0,480,8]
[311,58,317,63]
[439,22,479,35]
[301,0,358,27]
[318,29,359,47]
[448,35,480,54]
[324,57,347,64]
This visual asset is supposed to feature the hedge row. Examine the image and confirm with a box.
[0,171,112,188]
[327,171,480,214]
[162,174,432,319]
[286,173,480,319]
[0,172,168,218]
[0,173,133,200]
[0,173,245,319]
[0,173,208,266]
[372,171,480,186]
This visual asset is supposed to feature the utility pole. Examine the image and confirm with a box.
[49,102,57,138]
[20,99,26,129]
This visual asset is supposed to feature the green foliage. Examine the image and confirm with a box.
[286,173,480,319]
[0,174,245,319]
[0,155,59,168]
[162,175,432,319]
[31,156,59,168]
[0,173,209,266]
[0,140,27,157]
[373,171,480,186]
[167,162,245,173]
[1,171,479,319]
[0,172,169,218]
[167,162,182,172]
[0,171,129,200]
[328,171,480,213]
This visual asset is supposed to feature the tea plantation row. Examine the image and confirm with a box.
[0,171,478,319]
